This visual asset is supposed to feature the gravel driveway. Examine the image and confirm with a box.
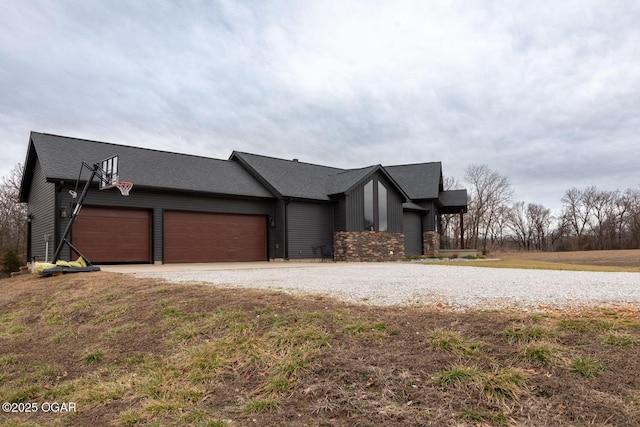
[135,262,640,310]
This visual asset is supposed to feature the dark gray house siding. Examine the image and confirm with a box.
[345,184,365,231]
[387,184,404,233]
[272,199,286,259]
[287,201,334,259]
[418,201,437,231]
[333,197,347,232]
[27,160,56,261]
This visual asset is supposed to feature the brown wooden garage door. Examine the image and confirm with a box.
[72,206,152,263]
[164,211,267,263]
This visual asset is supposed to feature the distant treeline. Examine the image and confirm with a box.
[442,165,640,253]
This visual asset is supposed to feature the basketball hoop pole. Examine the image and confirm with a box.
[52,163,100,263]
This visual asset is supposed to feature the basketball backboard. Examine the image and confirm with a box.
[99,155,119,190]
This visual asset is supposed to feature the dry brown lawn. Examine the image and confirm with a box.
[498,249,640,268]
[1,252,640,426]
[446,249,640,272]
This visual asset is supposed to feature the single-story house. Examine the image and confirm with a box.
[19,132,467,264]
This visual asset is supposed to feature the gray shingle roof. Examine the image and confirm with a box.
[231,152,409,201]
[325,166,378,196]
[21,132,464,212]
[439,189,469,213]
[402,202,427,212]
[384,162,442,200]
[231,152,346,200]
[24,132,273,198]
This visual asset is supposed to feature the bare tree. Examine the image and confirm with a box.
[464,164,513,254]
[560,187,593,250]
[623,188,640,248]
[509,201,531,250]
[488,204,511,250]
[557,185,640,250]
[0,163,28,254]
[509,202,551,251]
[583,187,617,249]
[528,203,551,251]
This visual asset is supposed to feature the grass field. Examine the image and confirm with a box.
[442,249,640,272]
[1,251,639,426]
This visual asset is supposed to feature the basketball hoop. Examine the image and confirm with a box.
[116,181,133,196]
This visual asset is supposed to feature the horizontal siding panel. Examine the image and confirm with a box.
[287,201,334,259]
[28,160,56,261]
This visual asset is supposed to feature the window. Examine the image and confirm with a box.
[378,181,387,232]
[364,180,374,231]
[363,178,389,231]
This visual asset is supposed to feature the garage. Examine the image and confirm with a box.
[164,211,267,263]
[403,210,423,256]
[72,206,152,263]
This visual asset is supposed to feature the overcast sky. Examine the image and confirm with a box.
[2,1,639,213]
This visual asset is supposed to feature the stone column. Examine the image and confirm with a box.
[423,231,440,256]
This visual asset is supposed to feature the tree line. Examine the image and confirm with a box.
[442,164,640,253]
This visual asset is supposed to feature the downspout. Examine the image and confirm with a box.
[421,210,426,255]
[283,198,291,260]
[54,180,63,261]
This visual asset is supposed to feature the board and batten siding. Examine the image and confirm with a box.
[418,201,437,232]
[345,184,365,231]
[287,201,334,259]
[342,172,403,233]
[27,160,56,261]
[386,183,404,233]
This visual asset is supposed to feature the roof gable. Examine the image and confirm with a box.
[23,132,273,198]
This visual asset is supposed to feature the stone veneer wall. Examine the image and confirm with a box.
[333,231,404,262]
[423,231,440,256]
